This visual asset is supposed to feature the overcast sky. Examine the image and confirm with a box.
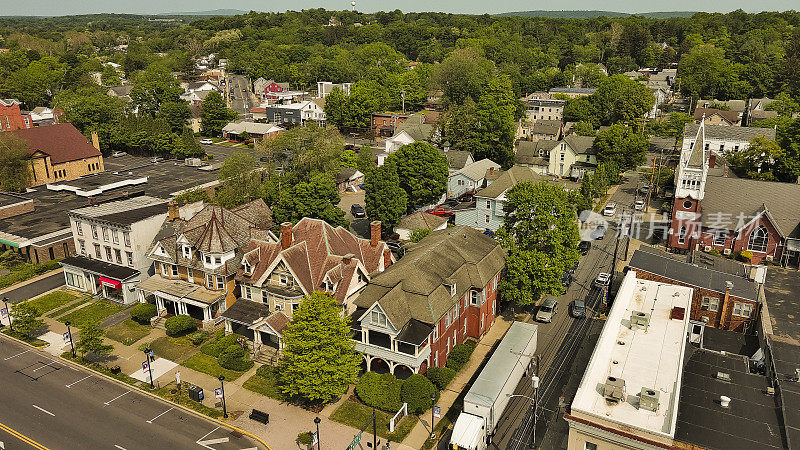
[2,0,797,16]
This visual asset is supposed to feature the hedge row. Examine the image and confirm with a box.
[130,303,157,324]
[446,341,477,372]
[355,372,438,415]
[164,315,196,336]
[218,344,253,371]
[201,334,241,357]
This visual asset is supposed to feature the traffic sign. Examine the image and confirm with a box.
[142,361,149,372]
[312,431,318,447]
[62,332,71,343]
[0,308,7,319]
[215,387,223,399]
[433,405,441,418]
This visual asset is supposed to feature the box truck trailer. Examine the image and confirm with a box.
[450,321,538,450]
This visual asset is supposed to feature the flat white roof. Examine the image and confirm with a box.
[571,271,691,438]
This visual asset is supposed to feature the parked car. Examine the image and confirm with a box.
[594,272,611,287]
[578,240,592,255]
[427,206,454,217]
[570,300,587,318]
[151,157,163,163]
[483,229,495,238]
[634,199,645,211]
[442,199,460,208]
[602,202,617,217]
[200,138,214,145]
[561,272,573,288]
[350,204,366,218]
[535,299,558,323]
[458,193,474,202]
[639,185,651,194]
[592,225,607,240]
[111,151,127,157]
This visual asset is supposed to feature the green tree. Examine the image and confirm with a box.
[339,149,358,169]
[7,56,67,108]
[573,121,596,136]
[473,75,518,168]
[75,321,114,361]
[593,74,655,125]
[432,48,494,104]
[214,151,262,208]
[388,142,448,207]
[440,98,482,155]
[53,88,126,134]
[409,228,431,243]
[200,91,238,137]
[323,87,348,128]
[497,182,581,308]
[593,123,648,170]
[177,128,205,157]
[0,134,32,192]
[9,302,44,338]
[157,101,192,133]
[130,65,183,117]
[765,92,800,117]
[356,147,376,175]
[563,96,600,127]
[278,291,361,403]
[273,173,347,227]
[364,161,407,230]
[259,124,344,179]
[727,137,785,181]
[100,65,121,86]
[678,45,748,99]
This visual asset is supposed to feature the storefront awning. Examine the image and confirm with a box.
[98,277,122,289]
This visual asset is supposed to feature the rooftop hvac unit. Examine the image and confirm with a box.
[603,376,626,404]
[630,311,651,330]
[639,387,660,412]
[723,248,732,255]
[716,372,731,382]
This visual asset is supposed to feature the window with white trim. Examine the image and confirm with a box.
[678,226,687,244]
[162,263,170,277]
[216,276,225,290]
[714,230,727,246]
[123,231,131,247]
[105,246,112,260]
[470,290,480,306]
[242,285,252,299]
[114,249,122,264]
[585,443,598,450]
[78,240,86,255]
[171,265,179,277]
[206,273,214,288]
[65,272,84,289]
[94,244,101,258]
[485,200,491,209]
[701,296,719,312]
[733,302,753,318]
[452,302,459,319]
[182,245,192,259]
[91,225,98,239]
[75,221,83,236]
[748,225,769,253]
[186,268,193,282]
[102,227,109,242]
[433,323,438,342]
[126,251,133,267]
[112,230,119,244]
[371,310,388,327]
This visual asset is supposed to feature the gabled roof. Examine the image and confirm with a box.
[444,150,472,170]
[11,123,101,164]
[531,120,561,136]
[685,121,706,168]
[682,123,775,142]
[397,211,449,231]
[394,114,434,142]
[562,135,596,155]
[477,165,579,199]
[693,107,740,125]
[516,140,558,166]
[697,99,746,112]
[354,226,505,328]
[454,158,500,181]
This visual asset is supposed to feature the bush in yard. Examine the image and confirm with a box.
[188,331,210,345]
[425,366,456,390]
[201,334,241,357]
[401,374,438,415]
[130,303,158,324]
[708,249,720,256]
[739,250,753,262]
[217,344,254,371]
[297,432,313,446]
[446,341,477,372]
[256,364,278,378]
[355,372,403,412]
[164,315,197,336]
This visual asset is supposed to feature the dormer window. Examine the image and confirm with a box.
[182,245,192,259]
[444,282,456,297]
[242,261,252,274]
[371,310,387,327]
[204,255,211,264]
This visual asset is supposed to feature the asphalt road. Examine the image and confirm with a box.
[0,336,264,450]
[227,75,252,116]
[1,272,65,304]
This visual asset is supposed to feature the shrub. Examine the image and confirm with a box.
[217,344,253,371]
[201,334,241,357]
[446,341,477,372]
[164,315,197,336]
[256,364,278,378]
[425,367,456,390]
[355,372,403,412]
[297,432,313,445]
[188,331,210,345]
[708,249,720,256]
[130,303,158,324]
[401,374,438,415]
[739,250,753,262]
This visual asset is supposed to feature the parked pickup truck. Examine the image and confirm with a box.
[450,322,538,450]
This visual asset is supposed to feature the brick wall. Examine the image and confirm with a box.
[0,103,27,131]
[0,198,34,219]
[693,215,781,264]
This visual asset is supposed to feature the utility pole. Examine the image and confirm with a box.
[373,406,377,450]
[531,375,540,448]
[401,90,405,115]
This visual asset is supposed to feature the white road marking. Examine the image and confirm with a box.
[32,405,54,416]
[104,390,131,406]
[65,375,92,388]
[3,350,30,360]
[196,427,223,449]
[199,437,229,445]
[32,360,60,372]
[114,445,127,450]
[146,407,173,424]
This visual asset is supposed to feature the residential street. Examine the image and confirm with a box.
[0,336,264,450]
[1,271,65,304]
[227,74,253,116]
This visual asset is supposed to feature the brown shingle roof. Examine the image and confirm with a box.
[398,212,449,231]
[11,123,101,164]
[693,107,740,125]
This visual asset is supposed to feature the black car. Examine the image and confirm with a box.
[561,272,573,288]
[350,204,366,218]
[442,198,460,208]
[578,240,592,255]
[570,300,587,318]
[458,193,474,202]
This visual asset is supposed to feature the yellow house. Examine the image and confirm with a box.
[12,123,104,187]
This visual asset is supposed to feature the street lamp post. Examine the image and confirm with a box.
[3,297,11,331]
[314,416,321,449]
[430,392,436,440]
[143,349,154,388]
[219,375,228,418]
[508,374,539,450]
[65,321,75,358]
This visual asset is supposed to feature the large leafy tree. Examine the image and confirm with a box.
[258,123,344,179]
[214,151,265,208]
[432,48,494,105]
[388,142,448,207]
[593,74,655,125]
[593,123,649,170]
[678,45,750,100]
[278,291,361,403]
[0,134,32,192]
[7,56,67,108]
[473,75,518,168]
[273,173,347,227]
[75,321,114,361]
[364,161,407,230]
[497,182,581,308]
[130,65,183,117]
[323,86,348,128]
[200,91,237,136]
[727,137,785,181]
[53,88,126,134]
[157,101,192,132]
[9,302,44,338]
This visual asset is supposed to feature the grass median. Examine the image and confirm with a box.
[330,399,418,443]
[25,291,78,315]
[182,353,247,381]
[58,299,128,328]
[106,319,150,345]
[47,297,91,318]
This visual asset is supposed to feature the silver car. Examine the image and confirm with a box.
[536,299,558,323]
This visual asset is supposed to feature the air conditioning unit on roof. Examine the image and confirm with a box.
[630,311,651,330]
[639,387,660,412]
[603,376,626,404]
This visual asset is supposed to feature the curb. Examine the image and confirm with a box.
[0,332,272,450]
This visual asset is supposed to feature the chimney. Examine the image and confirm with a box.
[709,153,716,168]
[719,281,733,329]
[343,253,354,266]
[489,167,495,175]
[384,248,392,268]
[281,222,293,250]
[370,221,381,247]
[168,201,179,221]
[91,131,100,150]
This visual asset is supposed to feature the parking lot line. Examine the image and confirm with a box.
[3,350,30,360]
[104,390,131,406]
[146,407,173,424]
[32,405,55,416]
[65,374,92,388]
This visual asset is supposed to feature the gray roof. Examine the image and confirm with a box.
[531,120,561,136]
[107,85,133,97]
[395,114,435,142]
[354,226,505,328]
[549,87,596,95]
[702,176,800,238]
[444,150,472,170]
[628,248,758,301]
[686,124,706,167]
[221,298,271,325]
[477,165,579,199]
[697,99,746,112]
[683,123,775,142]
[563,135,596,155]
[454,158,500,181]
[398,211,449,231]
[764,268,800,344]
[516,140,558,166]
[749,110,778,122]
[70,196,167,226]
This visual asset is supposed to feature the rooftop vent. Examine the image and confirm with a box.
[720,395,731,408]
[630,311,651,330]
[603,376,626,404]
[671,307,685,320]
[639,387,660,412]
[716,372,731,382]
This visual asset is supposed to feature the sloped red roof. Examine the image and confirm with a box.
[11,123,101,164]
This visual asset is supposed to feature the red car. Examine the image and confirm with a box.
[426,206,454,217]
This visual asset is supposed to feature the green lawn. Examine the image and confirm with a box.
[58,299,127,328]
[182,353,247,381]
[26,291,78,315]
[0,260,60,290]
[148,336,198,362]
[105,319,150,345]
[330,400,418,443]
[242,366,287,401]
[1,328,48,347]
[47,297,91,318]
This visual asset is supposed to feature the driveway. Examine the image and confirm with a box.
[338,190,369,238]
[1,271,65,304]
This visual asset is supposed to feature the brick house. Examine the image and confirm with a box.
[668,122,800,268]
[221,218,393,352]
[138,200,274,328]
[352,226,505,379]
[371,112,410,137]
[0,99,30,131]
[628,248,759,333]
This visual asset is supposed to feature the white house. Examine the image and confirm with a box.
[317,81,352,98]
[548,135,598,179]
[447,158,501,199]
[681,123,776,155]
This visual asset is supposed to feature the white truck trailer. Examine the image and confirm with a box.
[450,321,538,450]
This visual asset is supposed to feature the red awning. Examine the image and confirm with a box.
[98,277,122,290]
